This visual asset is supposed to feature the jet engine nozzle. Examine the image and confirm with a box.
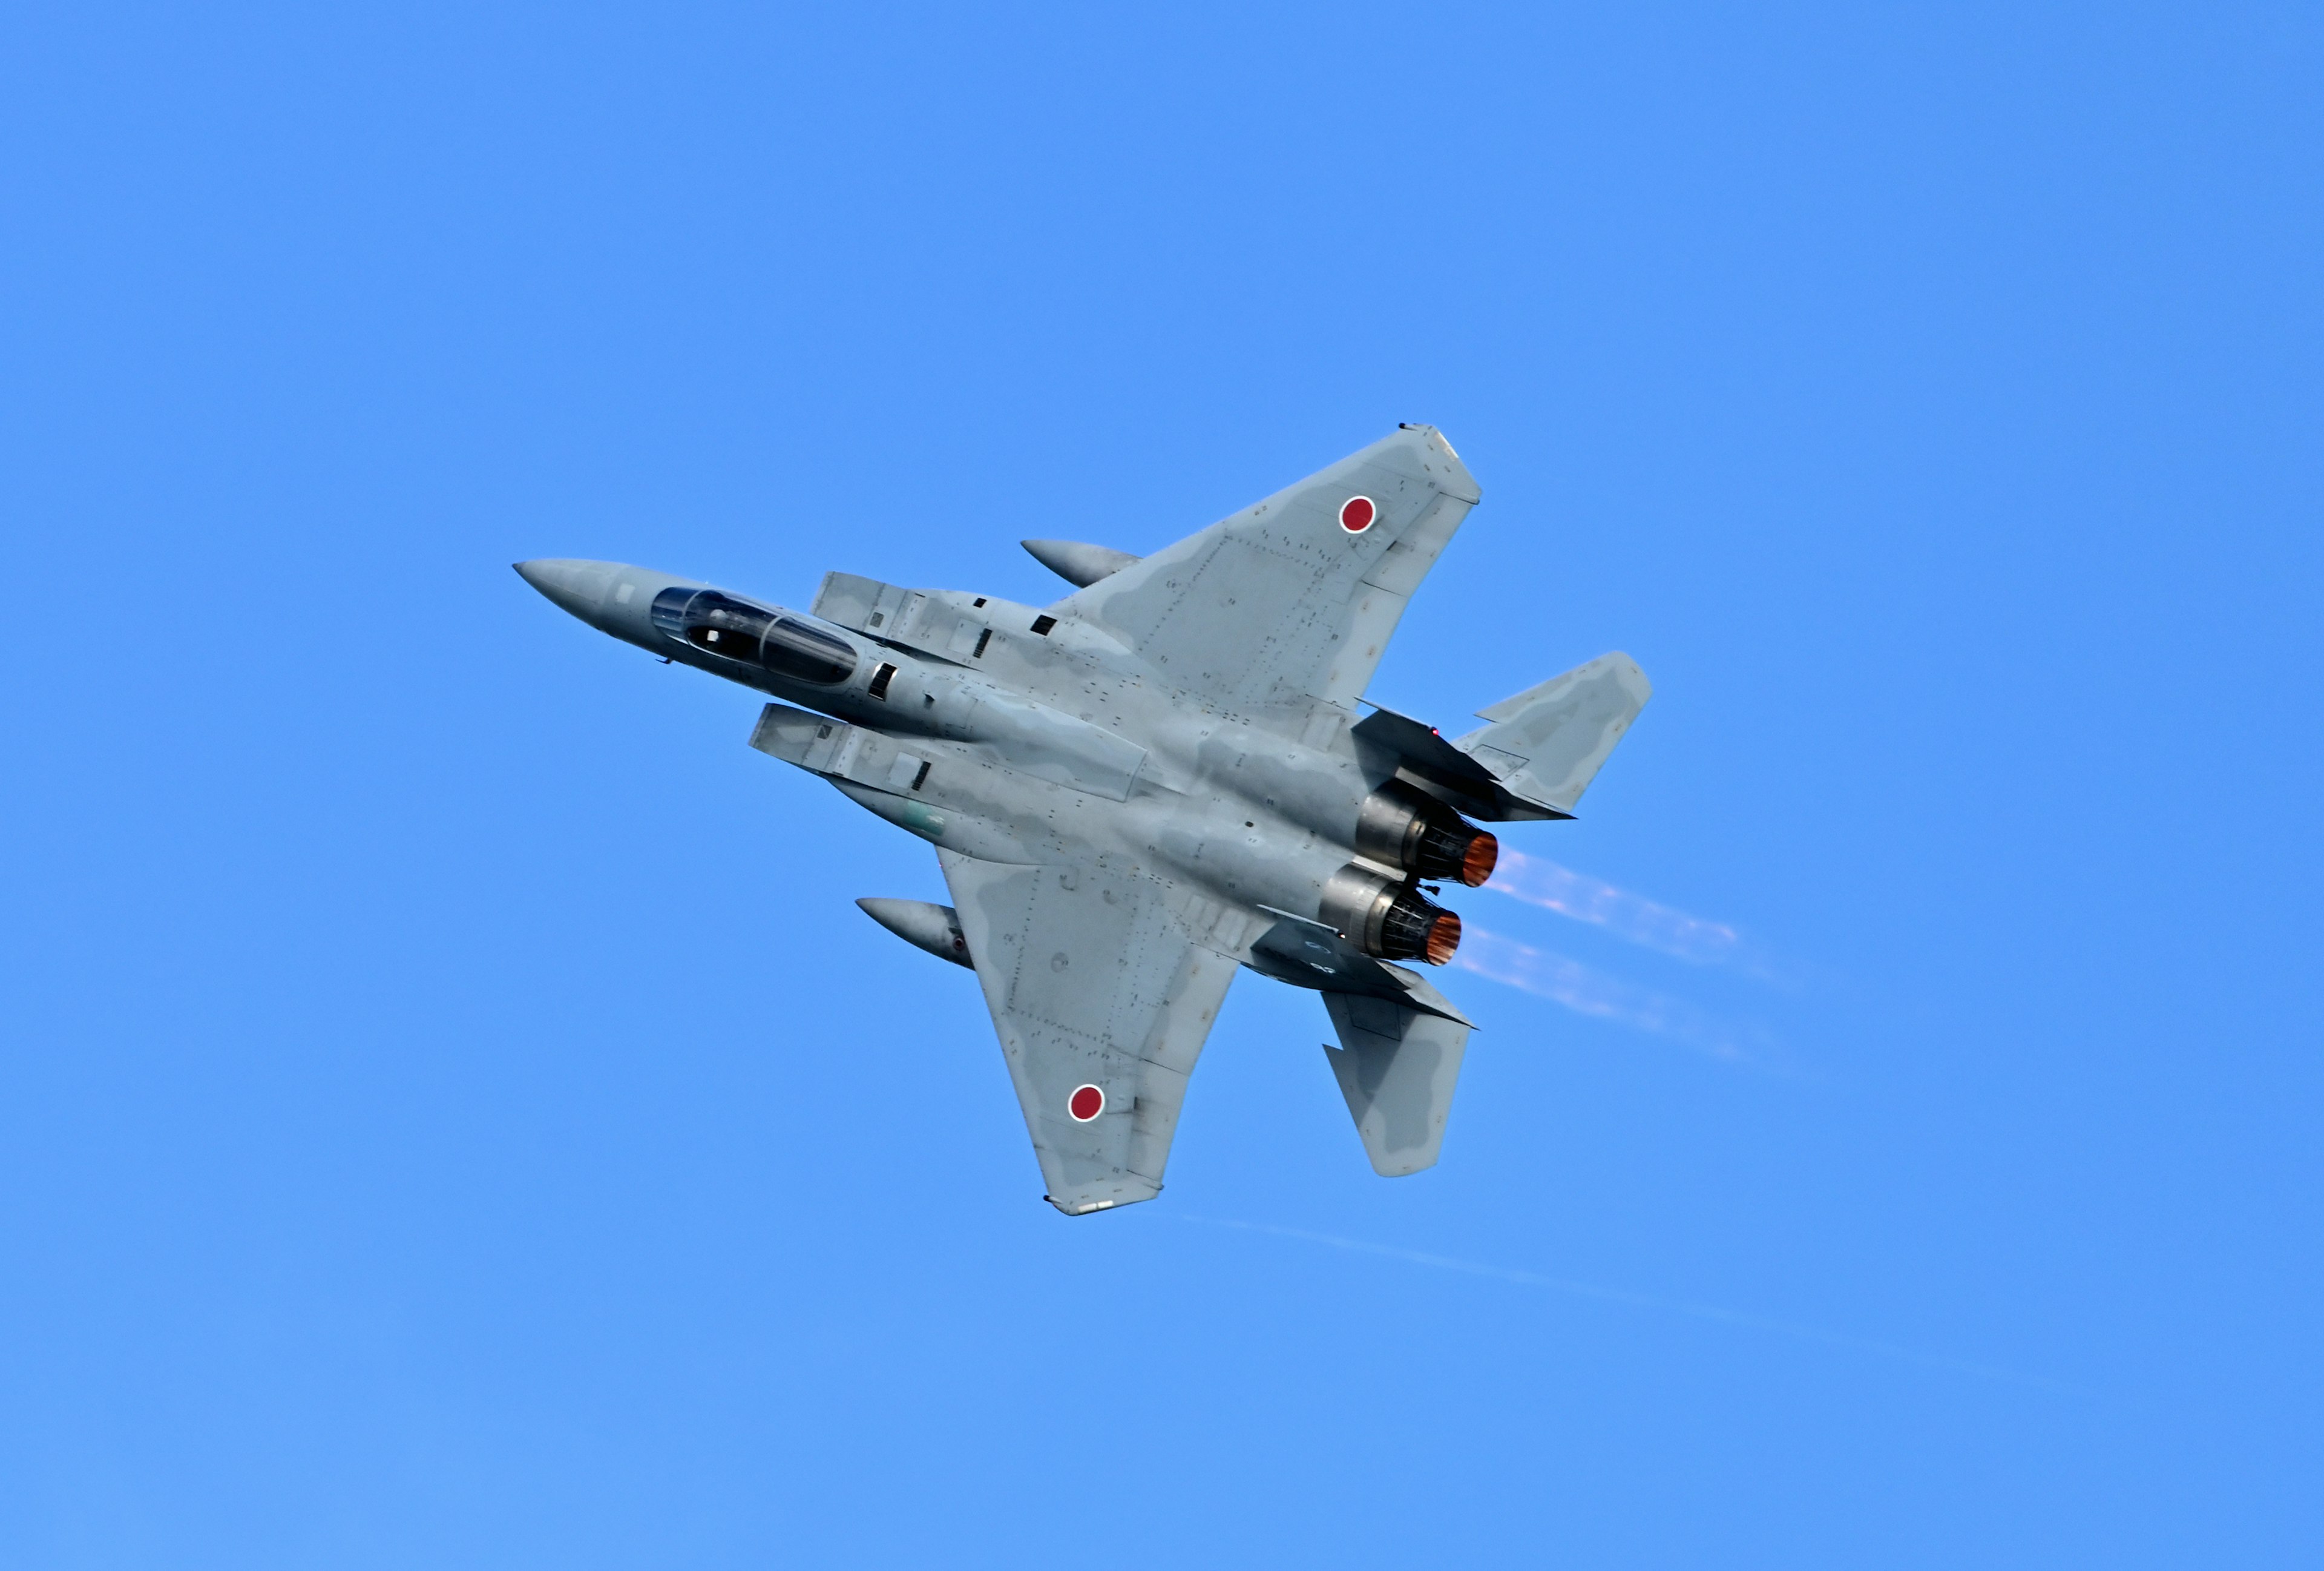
[1353,784,1499,888]
[1319,865,1463,966]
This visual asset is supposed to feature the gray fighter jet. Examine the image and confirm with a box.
[517,426,1650,1214]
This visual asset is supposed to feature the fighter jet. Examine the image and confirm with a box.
[517,426,1650,1214]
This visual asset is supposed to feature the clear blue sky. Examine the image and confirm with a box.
[2,4,2318,1566]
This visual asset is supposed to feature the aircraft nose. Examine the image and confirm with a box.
[514,558,617,621]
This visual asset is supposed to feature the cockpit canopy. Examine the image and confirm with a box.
[649,588,858,686]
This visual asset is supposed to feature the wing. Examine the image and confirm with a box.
[938,851,1242,1214]
[1054,425,1479,733]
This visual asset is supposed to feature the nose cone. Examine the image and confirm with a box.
[514,558,619,621]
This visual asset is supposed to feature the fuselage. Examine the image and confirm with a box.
[516,558,1483,963]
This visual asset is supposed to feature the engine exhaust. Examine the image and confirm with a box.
[1354,783,1498,888]
[1319,865,1463,965]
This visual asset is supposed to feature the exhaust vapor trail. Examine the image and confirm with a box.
[1453,925,1768,1065]
[1488,849,1777,980]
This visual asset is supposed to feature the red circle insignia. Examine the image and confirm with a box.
[1068,1084,1105,1121]
[1339,495,1376,533]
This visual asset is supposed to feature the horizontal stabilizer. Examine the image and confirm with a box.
[1322,989,1471,1177]
[1023,539,1141,588]
[1453,653,1652,813]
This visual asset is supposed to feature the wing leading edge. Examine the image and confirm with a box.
[938,851,1241,1214]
